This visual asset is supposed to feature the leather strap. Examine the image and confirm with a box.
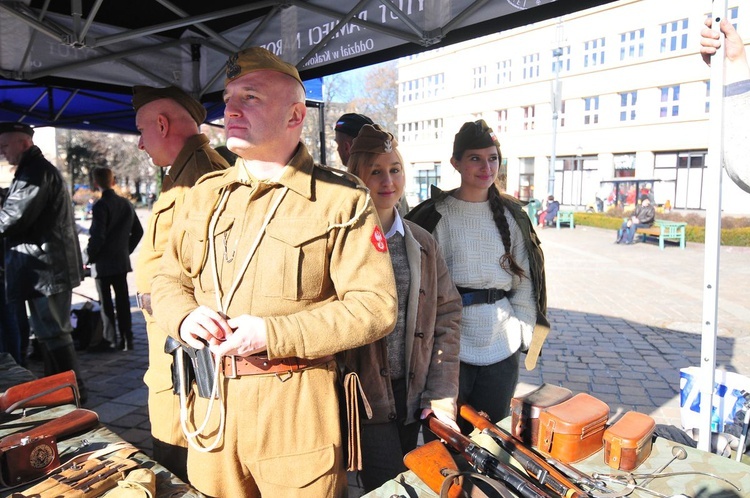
[456,287,507,306]
[343,372,372,471]
[222,355,334,378]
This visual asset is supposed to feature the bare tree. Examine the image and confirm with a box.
[351,61,398,133]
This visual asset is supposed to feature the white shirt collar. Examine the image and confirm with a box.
[385,208,405,239]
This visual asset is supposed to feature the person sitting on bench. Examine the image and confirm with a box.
[616,195,655,244]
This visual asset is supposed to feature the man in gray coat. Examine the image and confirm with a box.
[0,122,87,401]
[86,167,143,351]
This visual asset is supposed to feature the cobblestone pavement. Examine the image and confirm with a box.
[24,211,749,495]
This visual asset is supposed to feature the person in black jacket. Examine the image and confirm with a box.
[86,167,144,351]
[0,122,87,401]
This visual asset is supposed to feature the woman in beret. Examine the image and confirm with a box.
[406,120,548,434]
[341,124,462,491]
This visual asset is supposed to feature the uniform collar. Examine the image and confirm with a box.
[385,208,405,239]
[168,134,210,180]
[214,143,314,199]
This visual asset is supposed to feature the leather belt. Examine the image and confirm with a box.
[136,292,152,315]
[456,287,507,306]
[222,355,334,378]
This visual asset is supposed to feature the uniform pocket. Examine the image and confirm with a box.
[256,444,336,488]
[182,216,233,293]
[260,218,327,300]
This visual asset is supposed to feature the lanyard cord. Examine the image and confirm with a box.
[180,184,289,453]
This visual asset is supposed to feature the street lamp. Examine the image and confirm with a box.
[548,19,565,197]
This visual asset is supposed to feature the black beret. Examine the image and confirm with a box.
[132,85,207,125]
[452,119,501,159]
[334,113,374,138]
[0,122,34,137]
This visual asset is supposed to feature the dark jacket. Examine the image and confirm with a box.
[86,189,144,278]
[405,186,550,363]
[633,203,655,226]
[544,200,560,223]
[0,145,84,299]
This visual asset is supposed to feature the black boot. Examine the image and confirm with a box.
[44,343,88,404]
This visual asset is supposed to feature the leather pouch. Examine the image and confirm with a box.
[165,336,216,399]
[538,393,609,463]
[510,384,573,447]
[603,411,655,471]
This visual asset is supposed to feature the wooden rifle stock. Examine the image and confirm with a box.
[0,408,99,449]
[404,440,466,498]
[425,414,553,498]
[459,404,588,498]
[0,371,79,413]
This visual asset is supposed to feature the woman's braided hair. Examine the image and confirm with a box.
[453,120,525,279]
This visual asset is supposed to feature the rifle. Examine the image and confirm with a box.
[404,440,467,498]
[425,414,553,498]
[1,408,99,449]
[459,404,588,498]
[1,371,80,413]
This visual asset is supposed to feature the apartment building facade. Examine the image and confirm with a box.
[396,0,750,215]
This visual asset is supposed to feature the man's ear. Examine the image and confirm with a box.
[157,114,169,137]
[288,102,306,128]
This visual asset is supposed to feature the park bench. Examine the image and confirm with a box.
[556,210,575,229]
[635,220,687,250]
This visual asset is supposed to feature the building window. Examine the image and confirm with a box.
[399,73,444,102]
[497,109,508,133]
[660,85,680,117]
[415,163,441,202]
[705,80,711,113]
[399,119,443,143]
[473,65,487,89]
[522,105,536,130]
[518,158,535,202]
[551,46,571,73]
[654,151,707,209]
[523,53,540,80]
[729,6,738,30]
[660,19,689,53]
[619,91,637,121]
[583,96,599,125]
[620,29,645,60]
[557,100,567,128]
[496,59,512,85]
[584,37,606,68]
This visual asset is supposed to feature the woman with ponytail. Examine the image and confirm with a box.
[406,119,548,433]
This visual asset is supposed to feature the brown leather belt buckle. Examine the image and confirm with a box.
[225,355,239,379]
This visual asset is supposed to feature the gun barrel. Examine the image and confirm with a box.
[425,415,553,498]
[459,403,587,498]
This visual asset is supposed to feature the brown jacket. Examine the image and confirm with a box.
[151,144,397,360]
[339,220,462,424]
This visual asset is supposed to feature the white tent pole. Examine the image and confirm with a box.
[699,0,726,453]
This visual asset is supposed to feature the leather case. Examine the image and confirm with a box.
[603,411,655,471]
[510,384,573,447]
[537,393,609,463]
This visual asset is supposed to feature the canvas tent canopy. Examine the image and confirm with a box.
[0,0,617,133]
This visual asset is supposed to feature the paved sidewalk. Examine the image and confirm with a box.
[24,213,749,493]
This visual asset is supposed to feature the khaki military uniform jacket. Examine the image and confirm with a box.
[339,220,461,424]
[151,143,397,361]
[135,134,229,393]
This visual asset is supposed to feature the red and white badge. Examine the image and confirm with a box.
[371,226,388,252]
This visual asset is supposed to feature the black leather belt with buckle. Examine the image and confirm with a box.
[456,287,507,306]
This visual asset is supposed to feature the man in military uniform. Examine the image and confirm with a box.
[333,112,374,165]
[132,86,229,482]
[151,48,397,497]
